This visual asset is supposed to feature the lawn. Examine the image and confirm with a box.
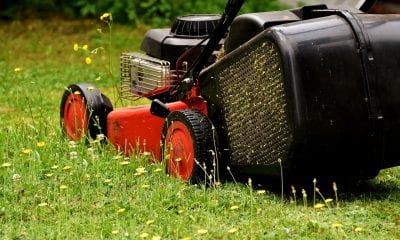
[1,17,400,239]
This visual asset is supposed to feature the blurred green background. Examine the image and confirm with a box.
[0,0,287,26]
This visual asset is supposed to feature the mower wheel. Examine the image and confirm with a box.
[162,109,217,183]
[60,83,113,141]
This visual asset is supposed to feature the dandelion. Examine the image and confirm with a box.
[140,232,149,238]
[60,185,68,190]
[85,57,92,65]
[141,184,150,189]
[38,202,48,207]
[228,228,238,233]
[331,223,343,228]
[82,44,89,51]
[117,208,126,214]
[146,220,154,225]
[197,229,208,235]
[230,205,239,210]
[178,210,184,214]
[36,141,45,148]
[1,162,12,168]
[100,13,112,22]
[22,149,31,154]
[354,227,363,232]
[12,173,21,181]
[154,168,162,173]
[63,165,72,171]
[73,43,79,51]
[14,67,22,72]
[51,165,59,170]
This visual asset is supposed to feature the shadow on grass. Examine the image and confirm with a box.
[233,167,400,202]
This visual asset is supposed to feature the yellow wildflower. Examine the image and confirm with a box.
[314,203,325,209]
[154,168,162,173]
[146,220,155,225]
[140,232,149,238]
[332,223,343,228]
[256,190,266,195]
[14,67,22,72]
[230,205,239,210]
[325,198,333,203]
[141,184,150,189]
[197,229,208,235]
[180,237,191,240]
[38,202,48,207]
[117,208,126,214]
[45,173,54,177]
[120,161,130,166]
[82,44,88,51]
[63,165,72,171]
[1,162,12,168]
[228,228,238,233]
[104,178,112,183]
[85,57,92,65]
[354,227,363,232]
[112,230,119,235]
[60,185,68,190]
[37,141,45,148]
[100,13,112,22]
[136,167,147,173]
[51,165,59,169]
[22,149,31,154]
[152,236,161,240]
[73,43,79,51]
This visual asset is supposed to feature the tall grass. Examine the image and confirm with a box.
[0,17,400,239]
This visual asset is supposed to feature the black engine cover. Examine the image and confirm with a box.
[141,14,221,69]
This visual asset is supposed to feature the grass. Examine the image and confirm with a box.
[1,17,400,239]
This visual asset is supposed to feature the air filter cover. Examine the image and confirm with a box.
[170,14,221,38]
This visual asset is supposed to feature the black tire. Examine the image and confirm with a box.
[161,109,218,184]
[60,83,113,141]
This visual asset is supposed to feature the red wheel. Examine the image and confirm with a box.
[60,83,113,141]
[63,93,88,140]
[162,110,216,183]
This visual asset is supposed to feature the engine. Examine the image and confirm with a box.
[120,14,221,99]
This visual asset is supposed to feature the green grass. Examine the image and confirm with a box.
[1,18,400,239]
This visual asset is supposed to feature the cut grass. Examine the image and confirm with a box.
[1,18,400,239]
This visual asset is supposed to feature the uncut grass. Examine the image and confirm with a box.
[1,18,400,239]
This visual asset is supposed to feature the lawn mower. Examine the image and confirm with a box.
[60,0,400,183]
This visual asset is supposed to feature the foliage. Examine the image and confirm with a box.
[0,0,288,26]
